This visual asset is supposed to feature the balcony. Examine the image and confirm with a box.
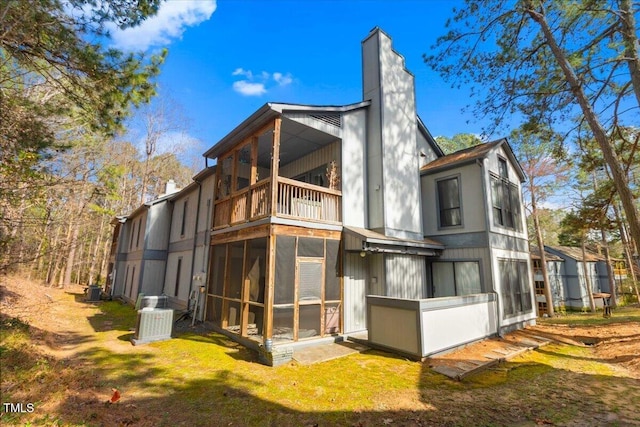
[213,177,341,229]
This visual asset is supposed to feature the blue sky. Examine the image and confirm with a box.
[109,0,485,165]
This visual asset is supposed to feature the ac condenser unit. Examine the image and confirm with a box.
[131,308,173,345]
[86,286,101,302]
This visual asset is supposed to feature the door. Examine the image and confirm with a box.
[295,258,324,340]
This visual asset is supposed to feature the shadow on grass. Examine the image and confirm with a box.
[1,313,95,352]
[85,300,137,333]
[535,345,640,366]
[11,343,640,427]
[3,310,640,427]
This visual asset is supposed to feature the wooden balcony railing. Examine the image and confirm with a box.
[213,177,341,229]
[276,177,341,223]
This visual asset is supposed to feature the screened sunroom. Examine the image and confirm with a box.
[202,103,369,345]
[205,230,342,344]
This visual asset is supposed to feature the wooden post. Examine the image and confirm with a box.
[240,241,249,336]
[270,117,281,217]
[263,229,276,340]
[250,136,258,185]
[248,137,258,220]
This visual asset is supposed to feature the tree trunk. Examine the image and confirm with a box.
[600,231,618,308]
[581,239,597,313]
[526,2,640,258]
[88,219,105,285]
[45,224,61,285]
[100,233,111,281]
[531,189,555,316]
[62,221,79,287]
[613,201,640,302]
[619,0,640,107]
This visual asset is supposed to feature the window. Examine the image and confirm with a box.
[130,266,136,298]
[491,172,522,231]
[175,258,182,297]
[437,176,461,227]
[499,259,533,316]
[498,157,508,179]
[129,222,135,250]
[135,218,142,248]
[180,200,188,236]
[293,164,327,188]
[431,261,481,297]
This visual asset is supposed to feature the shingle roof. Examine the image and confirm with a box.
[545,245,606,262]
[420,140,503,174]
[529,246,563,261]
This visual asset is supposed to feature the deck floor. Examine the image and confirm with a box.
[427,329,552,380]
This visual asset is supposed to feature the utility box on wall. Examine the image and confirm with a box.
[131,308,174,345]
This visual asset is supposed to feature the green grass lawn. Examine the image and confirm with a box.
[540,304,640,326]
[2,297,640,426]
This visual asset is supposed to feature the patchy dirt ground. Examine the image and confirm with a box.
[529,321,640,377]
[2,274,640,427]
[428,317,640,381]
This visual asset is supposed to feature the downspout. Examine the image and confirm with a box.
[479,157,502,337]
[160,203,171,295]
[139,205,151,300]
[187,181,203,316]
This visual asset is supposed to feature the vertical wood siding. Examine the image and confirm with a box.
[279,141,341,180]
[344,252,367,332]
[385,254,426,299]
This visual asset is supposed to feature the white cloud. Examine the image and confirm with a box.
[109,1,217,51]
[231,68,293,96]
[273,72,293,86]
[233,81,267,96]
[232,68,252,78]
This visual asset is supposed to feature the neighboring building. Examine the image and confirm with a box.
[530,246,629,313]
[108,170,216,318]
[108,28,537,364]
[109,182,177,304]
[544,245,614,310]
[163,167,216,315]
[530,247,565,315]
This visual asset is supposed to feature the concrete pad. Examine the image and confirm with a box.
[292,341,369,365]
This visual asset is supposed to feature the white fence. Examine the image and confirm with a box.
[367,293,498,359]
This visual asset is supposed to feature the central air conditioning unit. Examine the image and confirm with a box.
[131,308,174,345]
[86,286,102,302]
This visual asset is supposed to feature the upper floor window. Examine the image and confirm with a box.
[498,157,508,179]
[294,164,327,188]
[437,176,461,227]
[135,218,142,248]
[180,200,188,236]
[491,166,522,231]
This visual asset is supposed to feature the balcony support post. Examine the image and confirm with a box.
[270,117,281,217]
